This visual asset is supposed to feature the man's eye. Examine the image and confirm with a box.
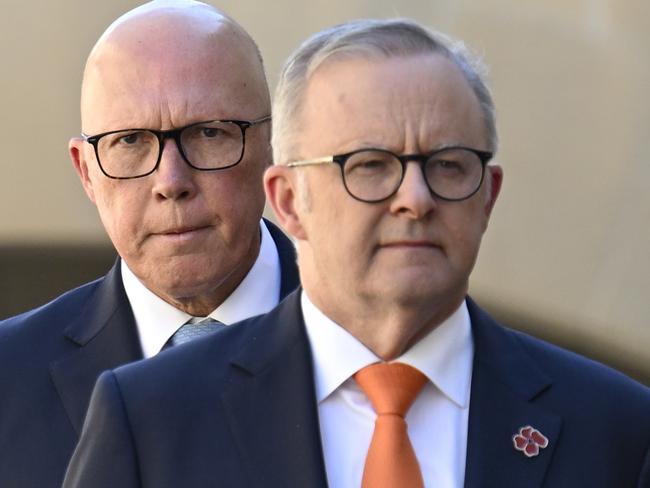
[119,133,140,145]
[436,160,462,171]
[201,127,221,138]
[358,159,386,170]
[348,158,392,174]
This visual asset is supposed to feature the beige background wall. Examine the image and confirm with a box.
[1,1,648,381]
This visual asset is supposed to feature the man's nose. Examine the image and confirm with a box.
[388,162,436,218]
[150,137,197,201]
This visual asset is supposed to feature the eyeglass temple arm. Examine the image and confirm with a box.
[250,114,272,126]
[286,156,334,168]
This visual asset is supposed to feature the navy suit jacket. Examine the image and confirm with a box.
[64,290,650,487]
[0,220,299,488]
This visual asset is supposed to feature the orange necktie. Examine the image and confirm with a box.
[354,362,427,488]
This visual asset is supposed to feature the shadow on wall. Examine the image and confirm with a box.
[0,244,116,320]
[1,245,647,387]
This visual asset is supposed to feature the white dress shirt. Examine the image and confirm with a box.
[301,291,473,488]
[123,220,282,358]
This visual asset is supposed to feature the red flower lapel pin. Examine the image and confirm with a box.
[512,425,549,458]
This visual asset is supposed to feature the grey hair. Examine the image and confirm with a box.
[272,18,497,165]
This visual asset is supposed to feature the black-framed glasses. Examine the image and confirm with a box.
[82,115,271,179]
[287,146,493,203]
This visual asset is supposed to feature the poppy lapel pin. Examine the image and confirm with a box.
[512,425,549,458]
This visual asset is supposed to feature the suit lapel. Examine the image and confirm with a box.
[50,224,295,436]
[464,299,561,488]
[218,288,564,487]
[49,261,142,434]
[264,218,299,300]
[221,291,328,488]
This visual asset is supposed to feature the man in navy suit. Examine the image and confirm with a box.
[64,18,650,487]
[0,2,299,487]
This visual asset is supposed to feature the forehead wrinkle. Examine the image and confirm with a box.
[387,62,484,150]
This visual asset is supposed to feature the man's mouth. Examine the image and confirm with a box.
[161,225,209,235]
[381,240,439,248]
[153,225,212,242]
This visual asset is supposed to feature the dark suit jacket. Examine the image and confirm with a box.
[64,290,650,487]
[0,220,299,488]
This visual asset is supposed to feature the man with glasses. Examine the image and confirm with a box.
[65,19,650,487]
[0,2,299,487]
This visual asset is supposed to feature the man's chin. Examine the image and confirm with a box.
[137,260,223,298]
[378,273,465,305]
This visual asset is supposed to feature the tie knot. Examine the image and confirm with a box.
[354,362,427,417]
[187,316,218,325]
[169,317,225,347]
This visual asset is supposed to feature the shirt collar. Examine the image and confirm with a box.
[301,290,474,408]
[123,220,281,358]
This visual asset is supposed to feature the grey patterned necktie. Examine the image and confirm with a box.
[163,316,225,350]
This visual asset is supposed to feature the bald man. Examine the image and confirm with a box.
[0,2,298,486]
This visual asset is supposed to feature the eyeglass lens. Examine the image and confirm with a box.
[342,148,484,202]
[96,121,244,178]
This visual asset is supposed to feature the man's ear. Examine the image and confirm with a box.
[69,137,96,204]
[484,164,503,218]
[264,165,308,241]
